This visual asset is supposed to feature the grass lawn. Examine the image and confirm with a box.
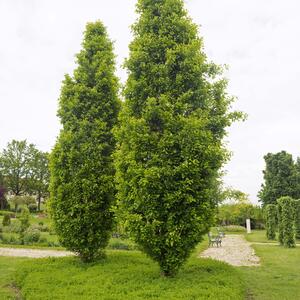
[0,257,26,300]
[240,244,300,299]
[14,251,245,300]
[244,230,278,243]
[244,230,300,245]
[1,231,300,299]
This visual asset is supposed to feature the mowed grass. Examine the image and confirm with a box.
[0,257,26,299]
[244,230,278,243]
[14,249,245,300]
[240,244,300,299]
[245,229,300,244]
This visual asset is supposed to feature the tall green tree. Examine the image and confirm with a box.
[0,140,36,196]
[115,0,242,276]
[258,151,296,206]
[265,204,276,240]
[50,21,120,262]
[29,151,50,211]
[293,199,300,239]
[277,196,296,248]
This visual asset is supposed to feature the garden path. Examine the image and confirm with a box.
[0,247,73,258]
[199,234,260,266]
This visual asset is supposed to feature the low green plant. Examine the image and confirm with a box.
[265,204,276,240]
[15,251,245,299]
[107,238,138,251]
[2,214,11,226]
[28,203,38,213]
[220,225,246,232]
[23,229,41,244]
[19,207,30,233]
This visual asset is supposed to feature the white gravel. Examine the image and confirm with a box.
[0,247,74,258]
[199,234,260,267]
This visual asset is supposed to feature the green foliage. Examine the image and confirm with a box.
[50,21,120,262]
[265,204,276,240]
[277,196,296,248]
[293,199,300,239]
[115,0,242,276]
[0,140,49,207]
[258,151,296,206]
[28,203,38,213]
[28,151,50,211]
[217,203,264,229]
[19,207,30,233]
[2,214,11,226]
[9,195,36,212]
[0,185,8,210]
[0,140,35,195]
[23,228,41,244]
[220,225,246,232]
[221,188,250,203]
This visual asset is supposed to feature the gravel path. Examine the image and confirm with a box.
[0,247,74,258]
[199,234,260,267]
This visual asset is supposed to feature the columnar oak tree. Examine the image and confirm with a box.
[277,196,296,248]
[259,151,296,206]
[50,22,120,262]
[265,204,276,240]
[293,199,300,239]
[115,0,241,276]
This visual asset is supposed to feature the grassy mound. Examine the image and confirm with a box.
[15,250,245,300]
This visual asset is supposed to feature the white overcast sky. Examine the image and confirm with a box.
[1,0,300,203]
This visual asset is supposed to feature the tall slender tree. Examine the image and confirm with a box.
[29,151,50,211]
[115,0,242,276]
[258,151,296,206]
[50,21,120,262]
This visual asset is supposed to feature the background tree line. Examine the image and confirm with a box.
[0,140,49,211]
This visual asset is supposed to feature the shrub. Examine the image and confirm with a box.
[277,196,296,248]
[294,199,300,239]
[2,214,11,226]
[19,207,30,233]
[265,204,276,240]
[23,229,41,244]
[50,21,120,262]
[107,238,138,251]
[7,220,22,233]
[0,211,15,218]
[28,203,38,213]
[0,233,20,245]
[220,225,246,232]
